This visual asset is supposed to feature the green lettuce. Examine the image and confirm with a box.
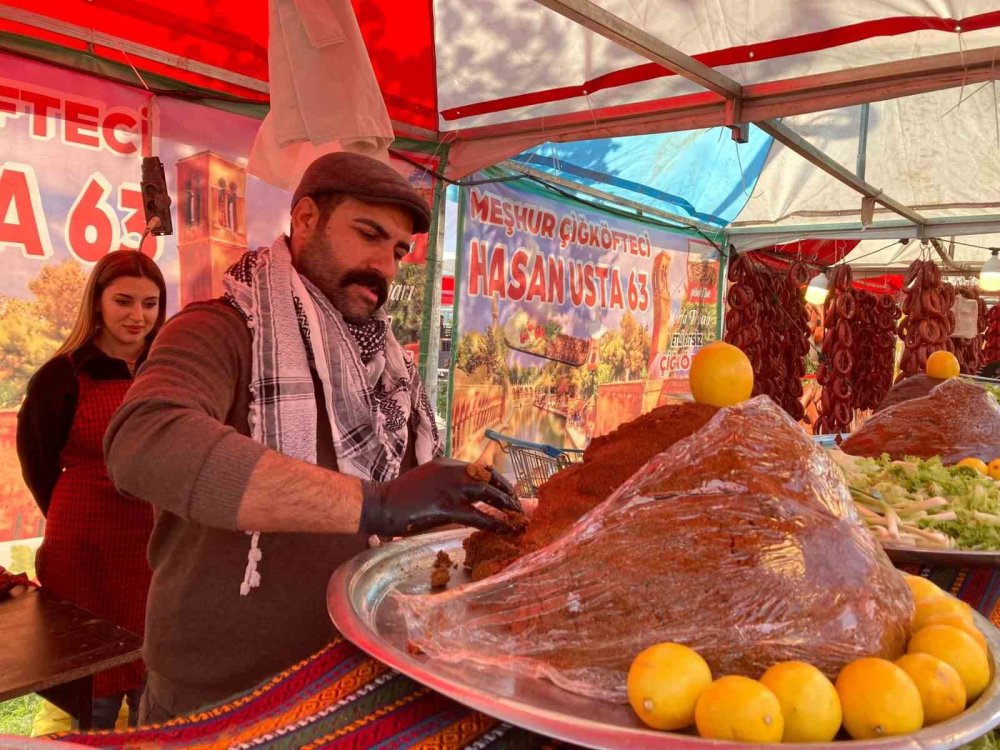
[833,452,1000,550]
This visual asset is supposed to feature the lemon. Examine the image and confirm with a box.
[626,643,712,730]
[908,624,991,702]
[922,613,989,654]
[957,457,989,475]
[903,573,942,603]
[988,459,1000,482]
[895,653,967,725]
[913,594,974,631]
[695,675,784,743]
[689,342,754,408]
[759,661,842,742]
[926,350,960,379]
[836,657,924,739]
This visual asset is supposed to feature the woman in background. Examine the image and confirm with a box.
[17,250,166,729]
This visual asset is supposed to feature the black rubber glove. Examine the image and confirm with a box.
[360,458,522,537]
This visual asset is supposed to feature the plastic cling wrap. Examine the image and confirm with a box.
[396,397,913,703]
[842,378,1000,464]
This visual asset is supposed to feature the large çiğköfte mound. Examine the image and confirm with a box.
[463,402,719,580]
[875,374,945,412]
[842,378,1000,463]
[399,397,913,702]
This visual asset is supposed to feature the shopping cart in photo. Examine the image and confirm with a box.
[484,430,584,498]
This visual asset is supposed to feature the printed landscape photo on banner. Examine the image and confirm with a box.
[450,180,720,475]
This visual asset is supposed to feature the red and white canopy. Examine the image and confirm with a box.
[1,0,999,255]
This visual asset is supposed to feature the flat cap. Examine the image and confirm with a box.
[291,152,431,234]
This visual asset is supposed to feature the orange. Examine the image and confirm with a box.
[926,350,960,379]
[957,458,989,475]
[921,613,988,654]
[689,342,754,408]
[908,624,991,702]
[903,573,942,604]
[835,657,924,739]
[695,675,784,743]
[895,653,967,725]
[988,459,1000,481]
[626,643,712,730]
[759,661,842,742]
[913,594,974,631]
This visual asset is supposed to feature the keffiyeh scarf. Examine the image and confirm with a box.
[222,236,441,596]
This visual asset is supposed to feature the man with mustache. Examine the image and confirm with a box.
[104,153,520,722]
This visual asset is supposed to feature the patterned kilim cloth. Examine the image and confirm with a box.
[48,564,1000,750]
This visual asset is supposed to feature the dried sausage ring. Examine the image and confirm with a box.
[904,262,923,292]
[728,285,751,311]
[727,255,746,283]
[836,293,856,320]
[833,348,853,376]
[877,295,896,312]
[836,319,853,349]
[834,401,853,427]
[833,265,854,293]
[921,290,943,317]
[877,313,896,330]
[832,377,851,401]
[788,262,812,287]
[725,308,742,331]
[925,261,942,287]
[919,318,941,343]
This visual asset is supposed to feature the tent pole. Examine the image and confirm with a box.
[532,0,925,231]
[755,120,925,228]
[0,5,268,93]
[856,103,870,180]
[728,215,1000,251]
[531,0,741,99]
[455,47,1000,145]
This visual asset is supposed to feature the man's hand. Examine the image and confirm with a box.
[360,458,522,537]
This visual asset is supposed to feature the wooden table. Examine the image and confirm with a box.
[0,590,143,729]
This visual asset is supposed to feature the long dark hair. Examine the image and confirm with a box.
[54,251,167,358]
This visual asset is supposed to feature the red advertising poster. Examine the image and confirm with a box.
[0,52,436,546]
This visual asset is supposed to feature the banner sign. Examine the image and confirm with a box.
[0,52,436,543]
[449,181,719,472]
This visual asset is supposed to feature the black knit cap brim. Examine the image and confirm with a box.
[291,152,432,234]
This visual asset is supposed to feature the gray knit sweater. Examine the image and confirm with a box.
[105,299,403,715]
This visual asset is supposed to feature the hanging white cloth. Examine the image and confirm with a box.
[248,0,394,190]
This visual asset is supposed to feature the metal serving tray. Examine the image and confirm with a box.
[880,544,1000,568]
[329,529,1000,750]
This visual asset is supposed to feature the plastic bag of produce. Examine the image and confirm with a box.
[843,378,1000,464]
[396,397,913,703]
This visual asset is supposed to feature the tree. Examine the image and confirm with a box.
[386,261,427,347]
[29,261,88,343]
[454,332,487,374]
[620,312,651,379]
[482,320,510,388]
[0,260,87,407]
[0,298,59,407]
[597,312,651,383]
[570,361,598,400]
